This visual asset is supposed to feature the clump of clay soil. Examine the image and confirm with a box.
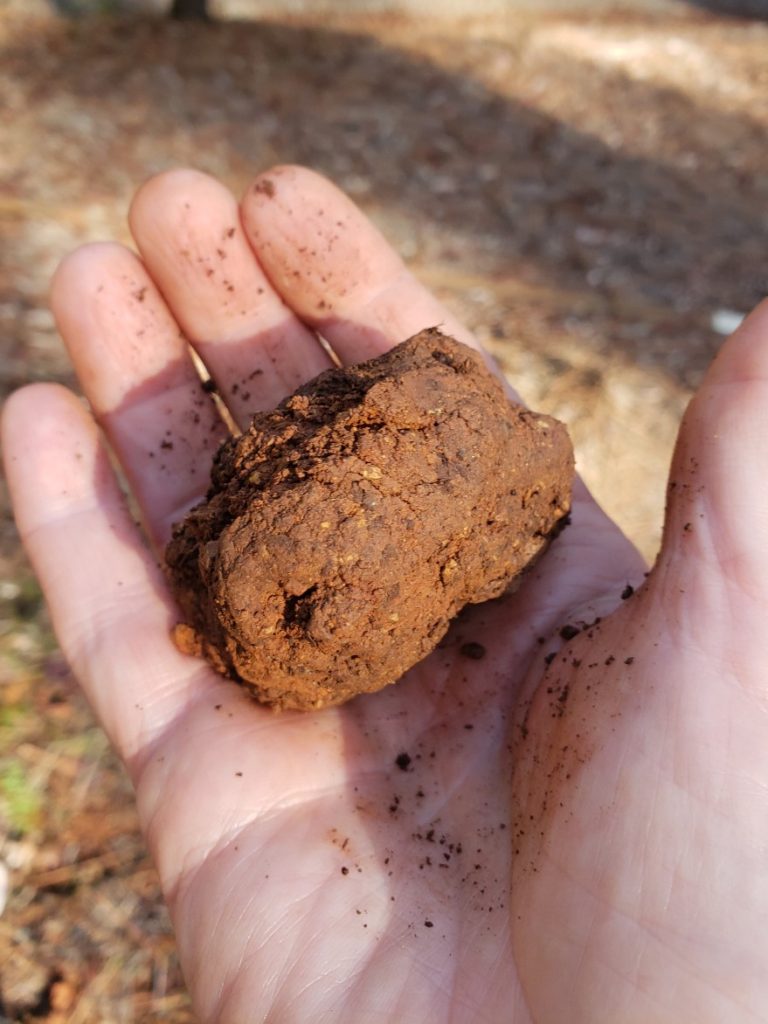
[166,329,574,710]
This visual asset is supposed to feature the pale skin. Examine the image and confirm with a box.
[2,165,768,1023]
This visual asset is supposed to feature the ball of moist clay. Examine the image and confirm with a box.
[166,329,574,710]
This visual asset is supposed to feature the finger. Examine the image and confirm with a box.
[128,169,332,426]
[0,384,222,774]
[656,298,768,603]
[50,242,228,548]
[240,165,482,365]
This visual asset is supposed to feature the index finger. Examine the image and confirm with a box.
[240,165,485,364]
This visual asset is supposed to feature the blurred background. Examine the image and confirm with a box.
[1,0,766,1018]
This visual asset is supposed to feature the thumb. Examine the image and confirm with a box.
[653,298,768,630]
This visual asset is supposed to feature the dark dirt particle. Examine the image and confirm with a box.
[254,178,276,198]
[201,378,217,394]
[544,652,557,665]
[605,655,615,666]
[559,624,580,640]
[395,752,412,772]
[341,866,349,875]
[621,584,635,599]
[424,920,434,928]
[459,641,486,660]
[624,656,635,665]
[684,522,693,533]
[160,439,173,450]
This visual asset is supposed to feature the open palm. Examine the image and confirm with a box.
[3,167,767,1023]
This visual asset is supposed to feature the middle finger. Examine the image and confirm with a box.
[128,168,332,428]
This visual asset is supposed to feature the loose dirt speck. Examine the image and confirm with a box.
[254,178,276,198]
[459,641,486,659]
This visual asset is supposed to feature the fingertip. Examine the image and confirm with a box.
[50,243,148,362]
[240,164,403,319]
[1,382,87,452]
[50,241,137,310]
[50,240,191,416]
[1,381,37,438]
[129,167,238,242]
[705,297,768,389]
[655,296,768,598]
[2,383,107,539]
[242,163,325,209]
[241,164,382,245]
[129,167,214,214]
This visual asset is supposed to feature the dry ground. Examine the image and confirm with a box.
[1,3,766,1020]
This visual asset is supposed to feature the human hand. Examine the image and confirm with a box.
[3,166,767,1023]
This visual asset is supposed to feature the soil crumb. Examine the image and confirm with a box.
[167,329,574,709]
[253,177,276,198]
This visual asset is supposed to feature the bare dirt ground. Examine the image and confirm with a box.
[0,3,766,1020]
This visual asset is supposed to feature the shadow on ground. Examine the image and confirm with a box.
[685,0,768,18]
[2,13,766,389]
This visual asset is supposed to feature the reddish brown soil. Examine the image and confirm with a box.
[167,331,573,708]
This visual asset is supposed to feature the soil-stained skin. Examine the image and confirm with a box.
[166,330,574,709]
